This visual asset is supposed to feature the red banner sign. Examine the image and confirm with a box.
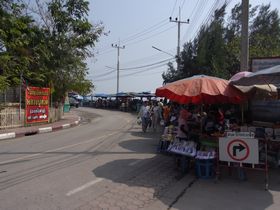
[25,86,50,124]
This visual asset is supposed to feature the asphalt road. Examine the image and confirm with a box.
[1,107,280,210]
[0,107,184,210]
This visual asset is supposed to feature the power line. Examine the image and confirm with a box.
[120,51,175,66]
[120,58,175,71]
[105,58,175,71]
[93,61,175,82]
[124,25,177,47]
[169,7,190,70]
[189,0,221,41]
[96,19,169,55]
[181,0,186,10]
[189,0,201,20]
[122,21,169,43]
[91,69,116,78]
[170,0,178,17]
[181,0,212,43]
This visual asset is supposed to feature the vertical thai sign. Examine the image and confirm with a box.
[25,86,50,124]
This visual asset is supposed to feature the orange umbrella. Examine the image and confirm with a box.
[156,75,245,104]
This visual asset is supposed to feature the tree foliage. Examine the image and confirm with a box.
[162,3,280,83]
[0,0,103,100]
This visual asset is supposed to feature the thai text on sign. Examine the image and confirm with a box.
[25,86,50,124]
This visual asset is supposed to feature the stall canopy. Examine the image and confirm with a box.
[231,65,280,86]
[93,93,110,98]
[115,92,133,97]
[134,92,155,98]
[155,75,245,104]
[229,71,252,82]
[230,65,280,97]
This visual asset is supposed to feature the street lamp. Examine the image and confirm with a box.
[152,46,175,58]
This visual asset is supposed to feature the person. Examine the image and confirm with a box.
[203,111,216,135]
[151,101,162,132]
[138,101,151,132]
[191,108,201,123]
[163,103,171,126]
[177,109,191,141]
[215,108,225,132]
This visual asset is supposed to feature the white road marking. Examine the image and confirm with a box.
[0,131,118,165]
[66,178,103,196]
[129,159,143,166]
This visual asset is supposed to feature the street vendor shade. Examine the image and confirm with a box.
[229,71,252,82]
[155,75,245,104]
[231,65,280,86]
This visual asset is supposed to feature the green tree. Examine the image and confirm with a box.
[162,62,178,84]
[250,4,280,57]
[162,3,280,83]
[163,4,229,82]
[34,0,103,100]
[0,0,103,101]
[0,0,38,91]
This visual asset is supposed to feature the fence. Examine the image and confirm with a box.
[0,110,24,129]
[0,105,63,129]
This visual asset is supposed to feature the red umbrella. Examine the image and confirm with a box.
[156,75,245,104]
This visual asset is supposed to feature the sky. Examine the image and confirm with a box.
[87,0,280,95]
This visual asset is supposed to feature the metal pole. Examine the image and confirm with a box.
[19,71,22,120]
[265,138,269,190]
[117,46,120,94]
[177,8,181,71]
[240,0,249,71]
[169,7,189,71]
[112,43,125,94]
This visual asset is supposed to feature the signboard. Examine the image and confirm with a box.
[219,136,259,164]
[251,57,280,72]
[25,86,50,124]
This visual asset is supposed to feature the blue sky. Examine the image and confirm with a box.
[87,0,280,94]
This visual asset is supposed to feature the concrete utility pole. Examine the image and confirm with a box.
[169,7,189,71]
[240,0,249,71]
[112,42,125,94]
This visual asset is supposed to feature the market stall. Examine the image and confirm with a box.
[229,66,280,189]
[153,68,280,190]
[155,75,246,178]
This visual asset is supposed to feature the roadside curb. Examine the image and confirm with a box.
[0,117,81,141]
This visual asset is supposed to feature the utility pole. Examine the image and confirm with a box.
[169,7,189,71]
[240,0,249,71]
[112,42,125,94]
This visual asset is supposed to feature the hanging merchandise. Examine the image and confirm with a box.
[196,150,216,160]
[167,139,197,157]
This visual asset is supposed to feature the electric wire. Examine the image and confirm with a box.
[170,0,178,17]
[121,21,170,43]
[119,58,175,71]
[93,61,175,82]
[181,0,211,43]
[124,25,177,47]
[91,69,116,78]
[189,0,221,41]
[90,58,175,80]
[92,0,226,85]
[180,0,186,10]
[96,19,169,55]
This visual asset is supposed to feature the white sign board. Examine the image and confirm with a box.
[251,57,280,72]
[219,137,259,164]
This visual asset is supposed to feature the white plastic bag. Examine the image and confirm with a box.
[137,118,142,125]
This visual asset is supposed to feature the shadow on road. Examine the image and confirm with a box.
[91,126,278,210]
